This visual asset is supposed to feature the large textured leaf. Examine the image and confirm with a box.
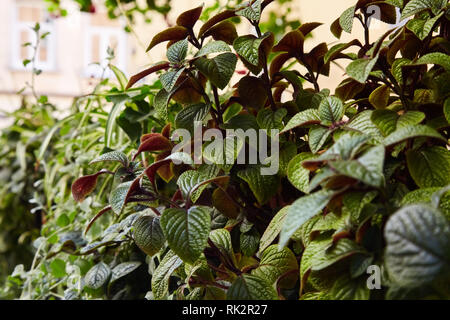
[111,261,141,282]
[279,189,336,249]
[209,228,235,260]
[109,181,134,214]
[154,88,172,121]
[259,206,290,254]
[346,55,379,83]
[281,109,321,133]
[287,153,316,193]
[233,33,270,66]
[329,276,370,300]
[160,206,211,263]
[193,53,237,89]
[318,96,344,125]
[235,0,262,21]
[346,110,384,143]
[177,165,220,203]
[407,146,450,188]
[310,239,365,271]
[384,204,450,286]
[195,40,231,57]
[401,0,447,20]
[85,262,111,289]
[257,108,287,131]
[339,6,356,33]
[167,39,188,63]
[240,229,260,257]
[133,215,165,256]
[174,103,210,133]
[90,151,129,167]
[415,52,450,72]
[383,124,445,146]
[371,109,398,136]
[160,68,185,92]
[226,274,278,300]
[252,245,298,285]
[151,250,183,300]
[237,166,279,205]
[308,126,332,154]
[369,85,390,109]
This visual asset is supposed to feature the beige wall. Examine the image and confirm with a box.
[0,0,396,126]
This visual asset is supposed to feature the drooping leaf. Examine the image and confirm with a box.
[176,5,203,29]
[160,206,211,263]
[415,52,450,71]
[310,238,366,271]
[133,133,172,160]
[400,0,447,21]
[240,228,260,257]
[146,26,189,52]
[202,21,238,45]
[151,250,183,300]
[383,125,445,146]
[177,166,220,203]
[272,30,305,54]
[369,85,390,109]
[198,10,236,38]
[308,126,332,154]
[72,170,108,202]
[85,262,111,289]
[279,189,336,249]
[109,181,136,214]
[259,206,290,254]
[233,33,272,66]
[384,204,450,286]
[281,109,321,133]
[160,68,186,92]
[339,6,356,33]
[111,261,141,282]
[237,165,280,205]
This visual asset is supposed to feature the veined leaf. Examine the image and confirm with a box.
[111,261,141,282]
[260,206,290,254]
[281,109,321,133]
[279,189,336,249]
[346,55,379,83]
[151,250,183,300]
[407,146,450,188]
[233,33,271,66]
[287,153,316,193]
[235,0,262,22]
[227,274,278,300]
[167,38,188,63]
[174,103,210,133]
[309,126,332,154]
[311,238,365,271]
[385,204,450,286]
[415,52,450,72]
[369,85,390,109]
[195,40,231,57]
[339,6,356,33]
[193,52,237,89]
[160,206,211,263]
[160,68,185,92]
[237,165,280,205]
[177,166,220,203]
[85,262,111,289]
[133,215,165,256]
[401,0,447,20]
[318,96,344,125]
[383,124,445,146]
[90,151,129,167]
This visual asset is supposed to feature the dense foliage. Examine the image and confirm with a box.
[3,0,450,300]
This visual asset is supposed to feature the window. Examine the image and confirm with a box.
[11,1,56,71]
[84,13,127,78]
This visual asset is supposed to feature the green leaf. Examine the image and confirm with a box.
[318,96,344,125]
[308,126,332,154]
[252,246,298,285]
[154,88,172,121]
[160,68,185,92]
[369,85,390,109]
[329,276,370,300]
[401,0,447,20]
[233,33,269,66]
[279,189,336,249]
[310,239,365,271]
[109,64,128,91]
[227,274,278,300]
[407,146,450,188]
[371,109,398,136]
[203,136,244,172]
[299,235,333,283]
[105,98,127,148]
[260,206,290,254]
[383,124,445,146]
[167,38,188,63]
[151,250,183,300]
[174,103,210,133]
[235,0,262,22]
[237,166,279,205]
[287,153,316,193]
[397,111,425,128]
[160,206,211,263]
[111,261,141,282]
[281,109,321,133]
[346,55,379,83]
[109,181,134,214]
[444,98,450,124]
[339,6,356,33]
[407,12,444,40]
[209,228,235,261]
[240,229,260,257]
[50,259,66,278]
[133,215,165,256]
[346,110,384,143]
[385,204,450,286]
[257,108,287,131]
[329,145,386,188]
[391,58,411,84]
[193,52,237,89]
[85,262,111,289]
[415,52,450,72]
[195,40,231,57]
[177,166,220,203]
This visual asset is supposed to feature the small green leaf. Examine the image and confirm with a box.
[174,103,210,133]
[260,206,290,254]
[237,165,280,205]
[257,108,287,131]
[311,239,365,271]
[227,274,278,300]
[281,109,321,133]
[346,55,379,83]
[385,204,450,286]
[383,124,445,146]
[287,153,316,193]
[193,52,237,89]
[90,151,129,168]
[233,33,270,66]
[240,228,260,257]
[160,206,211,263]
[177,166,220,203]
[85,262,111,289]
[235,0,262,22]
[167,38,188,63]
[318,96,344,125]
[339,6,356,33]
[309,126,332,154]
[415,52,450,71]
[50,259,66,278]
[369,85,390,109]
[279,189,336,249]
[252,245,298,285]
[407,146,450,188]
[195,40,231,57]
[154,88,172,121]
[109,181,134,214]
[401,0,446,21]
[111,261,141,282]
[151,250,183,300]
[160,68,185,92]
[133,216,165,256]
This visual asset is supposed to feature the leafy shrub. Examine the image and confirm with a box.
[6,0,450,300]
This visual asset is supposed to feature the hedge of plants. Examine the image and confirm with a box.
[2,0,450,300]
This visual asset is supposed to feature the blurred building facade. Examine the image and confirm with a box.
[0,0,398,120]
